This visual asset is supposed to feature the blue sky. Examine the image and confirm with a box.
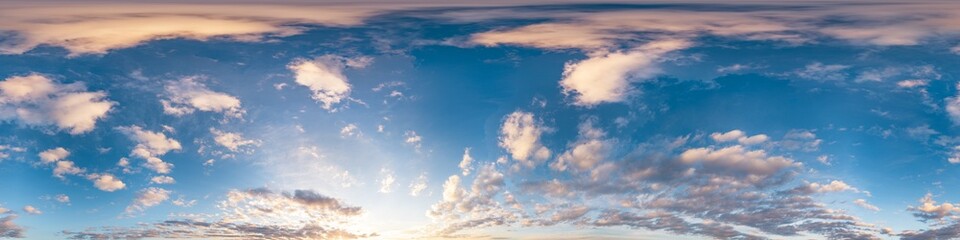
[1,1,960,239]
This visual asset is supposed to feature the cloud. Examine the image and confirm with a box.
[679,145,798,177]
[945,83,960,126]
[55,194,70,204]
[21,206,40,215]
[409,172,429,197]
[125,187,171,215]
[0,74,114,134]
[87,173,126,192]
[499,111,551,167]
[161,76,244,119]
[559,39,690,106]
[0,213,24,238]
[210,128,260,153]
[52,160,84,179]
[117,125,181,174]
[404,130,422,151]
[339,124,361,139]
[459,148,474,176]
[0,3,377,56]
[794,62,850,82]
[378,168,396,193]
[854,199,880,211]
[65,188,371,239]
[909,193,960,223]
[426,130,881,239]
[38,147,69,164]
[287,55,371,111]
[710,130,769,145]
[150,176,176,185]
[552,119,614,171]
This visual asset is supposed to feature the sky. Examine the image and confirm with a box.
[1,0,960,239]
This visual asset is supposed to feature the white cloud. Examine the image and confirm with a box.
[948,146,960,164]
[404,131,422,151]
[909,193,960,222]
[679,145,798,177]
[339,124,361,138]
[0,74,114,134]
[287,55,371,110]
[0,3,376,55]
[559,39,690,106]
[854,199,880,211]
[125,187,171,215]
[499,111,550,167]
[52,160,84,179]
[409,172,429,197]
[88,173,126,192]
[117,126,181,174]
[161,76,244,118]
[21,206,40,215]
[710,130,745,142]
[38,147,69,164]
[378,168,396,193]
[952,45,960,55]
[459,148,474,176]
[150,176,176,185]
[552,119,613,172]
[210,128,260,153]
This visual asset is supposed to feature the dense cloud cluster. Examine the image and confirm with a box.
[427,126,882,239]
[0,74,113,134]
[64,188,372,239]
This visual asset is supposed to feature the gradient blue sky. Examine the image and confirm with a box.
[1,1,960,239]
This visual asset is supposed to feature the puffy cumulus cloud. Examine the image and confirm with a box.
[65,188,372,239]
[52,160,84,179]
[789,180,863,195]
[679,145,798,178]
[427,164,514,236]
[909,193,960,223]
[150,176,176,185]
[710,129,769,145]
[459,148,474,176]
[161,76,244,119]
[117,125,181,174]
[125,187,171,215]
[425,131,882,239]
[287,55,371,111]
[559,39,689,106]
[38,147,69,164]
[0,3,377,56]
[0,74,114,134]
[552,119,614,172]
[35,147,85,179]
[210,128,260,153]
[499,111,551,167]
[87,173,126,192]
